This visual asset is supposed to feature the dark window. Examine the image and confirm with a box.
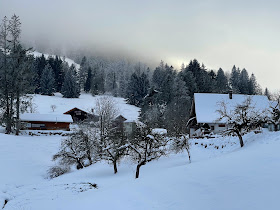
[211,126,214,130]
[218,124,226,127]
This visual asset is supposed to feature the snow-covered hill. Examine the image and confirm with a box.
[1,129,280,209]
[30,93,140,121]
[28,51,80,70]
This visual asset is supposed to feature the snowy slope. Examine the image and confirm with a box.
[30,93,140,121]
[28,51,80,70]
[1,130,280,209]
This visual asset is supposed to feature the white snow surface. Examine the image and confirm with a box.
[152,128,167,135]
[1,130,280,209]
[28,51,80,70]
[194,93,270,123]
[30,93,140,121]
[20,113,73,123]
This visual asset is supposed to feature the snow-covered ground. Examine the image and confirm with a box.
[30,93,140,121]
[1,129,280,209]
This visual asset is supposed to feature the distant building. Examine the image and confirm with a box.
[189,92,270,137]
[64,107,99,123]
[20,113,73,131]
[112,115,127,132]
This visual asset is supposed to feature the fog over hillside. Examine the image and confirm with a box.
[1,0,280,90]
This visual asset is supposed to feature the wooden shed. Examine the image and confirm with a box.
[20,113,73,131]
[112,115,127,132]
[64,107,99,123]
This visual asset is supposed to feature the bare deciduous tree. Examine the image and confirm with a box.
[95,96,118,138]
[94,96,127,174]
[171,135,191,163]
[53,126,99,169]
[217,97,266,147]
[128,122,167,178]
[267,97,280,131]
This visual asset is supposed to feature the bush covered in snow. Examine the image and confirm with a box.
[47,165,70,179]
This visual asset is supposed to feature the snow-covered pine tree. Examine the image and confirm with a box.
[84,67,92,93]
[0,16,13,133]
[61,64,80,98]
[249,73,262,95]
[79,56,88,89]
[40,64,56,96]
[180,69,198,98]
[264,88,271,100]
[126,71,149,106]
[230,65,241,93]
[216,68,229,93]
[105,71,117,95]
[34,54,47,93]
[239,68,250,94]
[164,76,192,135]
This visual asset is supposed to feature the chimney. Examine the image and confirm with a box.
[229,90,233,99]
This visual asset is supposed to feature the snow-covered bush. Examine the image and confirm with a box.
[47,165,70,179]
[53,127,99,169]
[170,135,191,163]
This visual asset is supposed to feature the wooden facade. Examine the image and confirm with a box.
[20,113,73,131]
[21,121,71,131]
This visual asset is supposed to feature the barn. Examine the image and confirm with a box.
[64,107,99,123]
[20,113,73,131]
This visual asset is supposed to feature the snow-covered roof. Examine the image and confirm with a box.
[64,107,92,114]
[194,93,270,124]
[20,113,73,123]
[124,119,135,123]
[152,128,167,135]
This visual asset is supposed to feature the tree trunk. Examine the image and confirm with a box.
[76,159,84,170]
[15,91,20,135]
[135,161,145,179]
[87,155,93,166]
[113,160,118,174]
[186,147,191,163]
[5,94,11,134]
[236,131,244,147]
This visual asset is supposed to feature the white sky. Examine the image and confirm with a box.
[1,0,280,91]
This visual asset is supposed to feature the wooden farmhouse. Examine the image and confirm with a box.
[20,113,73,131]
[189,92,270,137]
[64,107,99,123]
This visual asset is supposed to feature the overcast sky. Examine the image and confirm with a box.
[1,0,280,91]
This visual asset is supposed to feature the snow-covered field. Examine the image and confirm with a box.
[1,129,280,209]
[0,94,280,209]
[30,93,140,121]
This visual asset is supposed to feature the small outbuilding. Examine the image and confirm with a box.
[20,113,73,131]
[112,115,127,132]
